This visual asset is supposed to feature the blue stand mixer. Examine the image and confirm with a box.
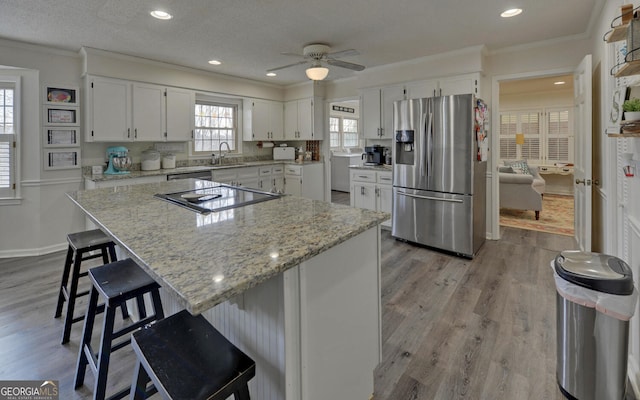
[104,146,131,175]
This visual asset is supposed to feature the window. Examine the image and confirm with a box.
[193,101,237,154]
[499,108,572,165]
[0,79,17,199]
[329,116,359,150]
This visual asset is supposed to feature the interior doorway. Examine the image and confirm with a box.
[328,99,360,205]
[496,73,576,236]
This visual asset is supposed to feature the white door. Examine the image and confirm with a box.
[573,55,593,251]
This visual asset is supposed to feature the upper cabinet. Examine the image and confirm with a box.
[85,75,194,142]
[165,87,195,141]
[284,98,323,140]
[86,76,131,142]
[243,99,284,141]
[361,85,405,139]
[406,73,481,99]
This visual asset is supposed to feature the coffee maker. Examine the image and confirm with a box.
[362,145,385,165]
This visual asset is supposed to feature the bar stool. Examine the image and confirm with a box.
[74,258,164,400]
[54,229,128,344]
[130,309,255,400]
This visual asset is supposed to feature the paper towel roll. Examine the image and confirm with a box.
[257,141,275,149]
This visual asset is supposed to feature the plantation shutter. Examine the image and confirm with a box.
[0,84,15,197]
[547,109,572,163]
[520,112,541,162]
[499,113,517,160]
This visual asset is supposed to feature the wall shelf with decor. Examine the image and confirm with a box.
[41,84,81,170]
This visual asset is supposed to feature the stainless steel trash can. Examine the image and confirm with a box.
[554,251,636,400]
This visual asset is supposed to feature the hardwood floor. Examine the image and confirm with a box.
[331,189,350,205]
[0,227,635,399]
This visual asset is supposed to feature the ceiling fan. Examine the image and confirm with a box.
[267,43,365,81]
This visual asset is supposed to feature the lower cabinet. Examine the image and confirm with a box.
[284,163,324,201]
[350,169,392,228]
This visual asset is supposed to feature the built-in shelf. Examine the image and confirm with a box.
[606,24,630,43]
[615,60,640,77]
[608,133,640,137]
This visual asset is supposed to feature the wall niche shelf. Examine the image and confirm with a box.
[608,133,640,137]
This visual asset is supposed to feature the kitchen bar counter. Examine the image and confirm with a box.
[67,178,385,314]
[67,178,386,399]
[349,163,393,171]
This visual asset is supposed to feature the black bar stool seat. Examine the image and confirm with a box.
[54,229,126,344]
[74,258,164,400]
[130,310,255,400]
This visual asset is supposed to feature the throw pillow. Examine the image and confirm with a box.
[505,160,530,175]
[499,166,514,173]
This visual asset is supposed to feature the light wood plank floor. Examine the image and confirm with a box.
[0,227,635,399]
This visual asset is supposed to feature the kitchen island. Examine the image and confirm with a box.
[67,179,388,400]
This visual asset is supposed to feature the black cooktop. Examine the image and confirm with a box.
[154,184,281,214]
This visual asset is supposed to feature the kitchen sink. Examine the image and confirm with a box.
[154,184,281,214]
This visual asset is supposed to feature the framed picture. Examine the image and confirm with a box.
[43,127,79,147]
[44,149,80,170]
[44,85,79,105]
[44,106,79,125]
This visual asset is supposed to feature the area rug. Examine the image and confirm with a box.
[500,194,574,236]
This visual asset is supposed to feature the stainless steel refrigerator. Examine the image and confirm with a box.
[391,94,487,258]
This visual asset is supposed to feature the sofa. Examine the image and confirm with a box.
[499,163,546,220]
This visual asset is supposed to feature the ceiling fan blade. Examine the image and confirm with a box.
[326,49,359,59]
[326,59,365,71]
[267,60,308,73]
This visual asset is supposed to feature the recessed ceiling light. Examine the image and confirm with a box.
[501,8,522,18]
[150,10,172,20]
[554,81,566,85]
[266,72,277,77]
[208,60,221,65]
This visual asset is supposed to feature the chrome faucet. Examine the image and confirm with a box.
[213,142,231,165]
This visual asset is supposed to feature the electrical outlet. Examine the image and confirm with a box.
[92,165,103,175]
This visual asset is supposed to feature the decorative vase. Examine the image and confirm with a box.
[624,111,640,121]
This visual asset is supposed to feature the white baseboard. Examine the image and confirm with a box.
[0,242,66,258]
[629,359,640,398]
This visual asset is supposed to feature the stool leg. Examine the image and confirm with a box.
[54,245,74,318]
[130,361,151,400]
[234,384,251,400]
[61,251,83,344]
[74,286,99,389]
[103,245,130,320]
[94,305,118,400]
[136,295,147,319]
[150,289,164,320]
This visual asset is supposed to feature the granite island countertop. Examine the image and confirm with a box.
[67,179,388,314]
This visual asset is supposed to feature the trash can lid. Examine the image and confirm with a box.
[554,250,634,295]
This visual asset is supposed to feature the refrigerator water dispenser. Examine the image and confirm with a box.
[395,130,414,165]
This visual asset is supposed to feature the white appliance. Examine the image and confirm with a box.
[273,147,295,160]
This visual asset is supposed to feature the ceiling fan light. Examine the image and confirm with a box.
[306,66,329,80]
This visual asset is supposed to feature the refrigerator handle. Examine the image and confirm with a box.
[396,191,464,203]
[420,112,427,178]
[426,111,433,177]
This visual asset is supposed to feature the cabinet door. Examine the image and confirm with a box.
[269,101,284,140]
[381,85,405,139]
[377,184,392,214]
[132,83,164,141]
[285,174,302,197]
[88,77,130,142]
[406,80,438,99]
[361,88,382,139]
[273,175,285,193]
[297,99,314,140]
[166,87,194,141]
[352,182,376,211]
[244,100,270,140]
[284,100,298,139]
[439,74,478,96]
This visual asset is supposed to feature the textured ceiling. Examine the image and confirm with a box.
[0,0,604,86]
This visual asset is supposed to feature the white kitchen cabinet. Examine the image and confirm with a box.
[361,85,405,139]
[284,98,323,140]
[350,169,392,228]
[86,75,195,142]
[165,87,195,141]
[132,83,165,141]
[86,76,131,142]
[284,163,324,200]
[243,99,284,141]
[406,73,480,99]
